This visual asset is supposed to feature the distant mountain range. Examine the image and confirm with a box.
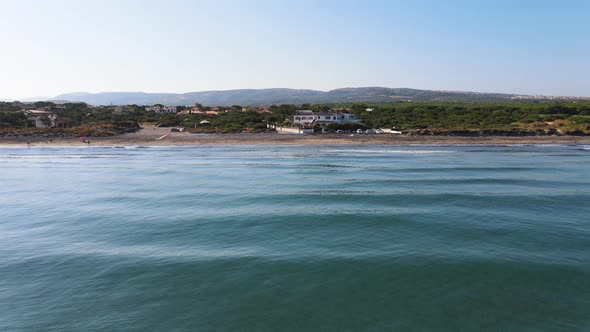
[4,87,588,106]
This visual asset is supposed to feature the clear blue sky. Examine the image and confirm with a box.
[1,0,588,99]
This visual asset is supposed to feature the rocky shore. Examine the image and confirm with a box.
[0,122,141,140]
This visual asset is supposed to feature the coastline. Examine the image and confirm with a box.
[2,131,590,147]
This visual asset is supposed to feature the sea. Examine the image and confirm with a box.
[1,144,589,331]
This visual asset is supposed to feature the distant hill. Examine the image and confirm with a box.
[15,87,585,106]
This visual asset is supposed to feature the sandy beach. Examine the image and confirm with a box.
[2,125,590,147]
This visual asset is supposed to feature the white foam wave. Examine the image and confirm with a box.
[0,154,119,159]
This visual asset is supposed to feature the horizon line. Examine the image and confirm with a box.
[3,86,590,102]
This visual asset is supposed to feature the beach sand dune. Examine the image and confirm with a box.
[2,125,590,147]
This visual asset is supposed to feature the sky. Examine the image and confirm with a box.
[0,0,589,99]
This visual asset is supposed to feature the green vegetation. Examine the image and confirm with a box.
[2,100,590,136]
[0,102,27,127]
[346,102,590,134]
[344,103,582,128]
[0,102,140,135]
[0,111,29,128]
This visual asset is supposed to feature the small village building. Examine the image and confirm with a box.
[178,107,208,115]
[114,105,135,114]
[199,120,211,125]
[21,109,72,128]
[296,110,314,115]
[53,117,73,128]
[255,106,272,114]
[22,109,56,128]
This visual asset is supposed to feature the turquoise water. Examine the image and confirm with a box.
[1,144,589,331]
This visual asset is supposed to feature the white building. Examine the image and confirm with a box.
[22,109,57,128]
[296,110,314,115]
[146,106,177,113]
[293,111,360,125]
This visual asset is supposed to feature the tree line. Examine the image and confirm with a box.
[2,101,590,133]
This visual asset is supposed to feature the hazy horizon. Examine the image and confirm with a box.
[1,0,589,100]
[4,85,590,103]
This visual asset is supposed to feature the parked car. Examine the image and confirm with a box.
[356,129,364,134]
[336,130,344,134]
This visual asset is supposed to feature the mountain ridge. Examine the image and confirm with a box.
[7,87,588,106]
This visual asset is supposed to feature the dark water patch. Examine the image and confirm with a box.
[233,192,590,208]
[295,163,353,168]
[343,177,576,188]
[362,166,541,173]
[550,153,590,157]
[304,189,377,194]
[1,256,589,331]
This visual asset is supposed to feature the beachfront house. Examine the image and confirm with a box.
[293,110,360,125]
[23,109,55,128]
[22,109,72,128]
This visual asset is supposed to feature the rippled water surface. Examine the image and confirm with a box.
[1,144,589,331]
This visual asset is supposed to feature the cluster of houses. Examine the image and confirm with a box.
[18,103,369,131]
[143,105,273,116]
[18,104,275,128]
[176,107,219,116]
[176,106,272,116]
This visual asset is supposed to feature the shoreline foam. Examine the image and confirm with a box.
[2,133,590,147]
